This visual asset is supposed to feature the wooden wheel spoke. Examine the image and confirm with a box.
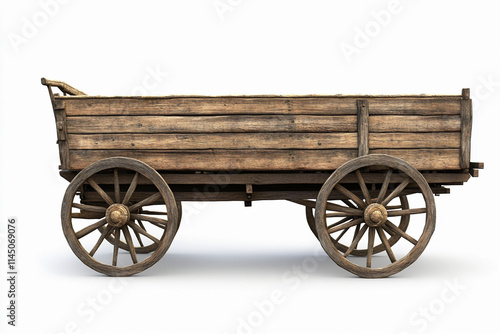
[325,203,363,216]
[385,205,402,210]
[344,224,368,257]
[112,228,120,266]
[335,226,351,242]
[130,221,145,247]
[128,192,162,212]
[355,170,371,205]
[377,227,396,263]
[381,177,411,207]
[87,178,114,206]
[341,199,357,209]
[138,220,147,232]
[130,213,168,228]
[89,224,113,257]
[72,203,107,213]
[75,218,107,239]
[384,221,418,245]
[141,210,168,216]
[377,169,393,204]
[335,184,366,208]
[387,208,427,217]
[113,169,121,204]
[351,224,361,250]
[366,227,375,268]
[326,217,352,230]
[122,226,138,264]
[72,212,104,219]
[122,172,140,205]
[128,221,161,244]
[328,217,364,234]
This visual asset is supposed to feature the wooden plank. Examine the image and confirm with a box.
[370,149,461,170]
[66,115,357,134]
[370,115,461,132]
[67,133,359,150]
[369,132,460,149]
[62,96,461,116]
[53,106,70,169]
[69,149,358,171]
[81,185,451,203]
[357,100,369,156]
[68,148,460,171]
[460,89,472,169]
[60,170,471,185]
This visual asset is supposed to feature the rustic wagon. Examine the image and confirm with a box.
[42,78,483,278]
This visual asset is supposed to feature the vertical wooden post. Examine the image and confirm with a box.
[357,100,369,157]
[53,100,70,169]
[460,88,472,169]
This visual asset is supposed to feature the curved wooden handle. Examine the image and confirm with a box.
[41,78,86,96]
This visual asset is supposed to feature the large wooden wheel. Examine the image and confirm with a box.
[315,154,436,278]
[305,196,410,256]
[61,157,178,276]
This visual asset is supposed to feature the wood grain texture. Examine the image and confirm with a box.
[68,149,460,171]
[63,96,461,116]
[460,92,472,169]
[68,149,359,171]
[60,170,470,185]
[54,105,70,169]
[369,115,461,132]
[67,115,460,134]
[67,133,359,150]
[357,100,369,156]
[67,115,357,133]
[369,132,460,149]
[67,132,460,150]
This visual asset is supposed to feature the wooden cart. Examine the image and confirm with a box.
[42,78,483,278]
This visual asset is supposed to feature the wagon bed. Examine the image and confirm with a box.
[43,78,483,278]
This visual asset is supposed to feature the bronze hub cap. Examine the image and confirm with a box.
[364,203,388,227]
[106,204,130,228]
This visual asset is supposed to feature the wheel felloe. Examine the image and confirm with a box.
[315,154,436,278]
[62,157,178,276]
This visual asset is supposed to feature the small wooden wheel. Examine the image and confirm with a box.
[315,154,436,278]
[306,196,410,256]
[61,157,178,276]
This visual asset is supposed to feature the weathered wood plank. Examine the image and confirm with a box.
[68,149,460,171]
[67,133,359,150]
[357,100,369,156]
[370,149,461,170]
[69,149,358,171]
[62,96,461,116]
[53,106,70,169]
[60,170,471,185]
[67,115,357,134]
[369,132,460,149]
[67,132,460,150]
[460,89,472,169]
[370,115,461,132]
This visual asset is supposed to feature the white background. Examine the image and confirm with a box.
[1,0,499,333]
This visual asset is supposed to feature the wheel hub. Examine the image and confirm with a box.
[106,204,130,227]
[364,203,387,227]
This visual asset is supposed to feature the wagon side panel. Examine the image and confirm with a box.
[59,94,467,172]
